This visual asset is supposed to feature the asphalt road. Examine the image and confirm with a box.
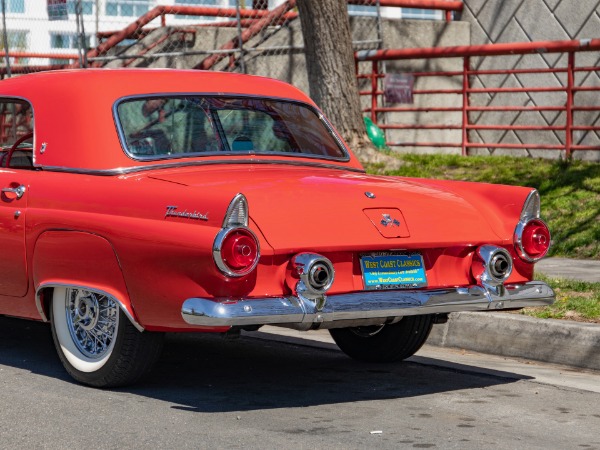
[1,316,599,449]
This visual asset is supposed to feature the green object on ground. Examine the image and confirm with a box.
[364,116,387,149]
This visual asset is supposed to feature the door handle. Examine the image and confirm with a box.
[2,185,26,199]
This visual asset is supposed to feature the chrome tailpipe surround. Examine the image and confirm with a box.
[472,245,514,295]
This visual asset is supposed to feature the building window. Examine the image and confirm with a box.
[0,30,28,51]
[348,6,443,20]
[400,8,443,20]
[67,0,94,15]
[51,33,91,49]
[106,0,151,17]
[175,0,232,4]
[347,5,377,17]
[0,0,25,14]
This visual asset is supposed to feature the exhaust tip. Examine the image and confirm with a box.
[473,245,513,286]
[291,253,335,299]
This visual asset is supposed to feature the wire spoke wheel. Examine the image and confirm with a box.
[50,286,164,388]
[65,289,119,359]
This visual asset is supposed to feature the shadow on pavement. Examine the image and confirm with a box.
[0,316,532,412]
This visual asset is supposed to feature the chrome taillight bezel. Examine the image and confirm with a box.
[514,190,551,262]
[213,226,260,277]
[213,193,260,277]
[514,218,551,262]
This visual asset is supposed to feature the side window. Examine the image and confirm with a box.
[0,99,34,169]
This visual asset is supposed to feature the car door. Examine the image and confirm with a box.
[0,98,33,297]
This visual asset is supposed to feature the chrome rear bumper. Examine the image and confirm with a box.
[181,281,554,329]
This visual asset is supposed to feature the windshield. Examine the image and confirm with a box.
[116,96,347,160]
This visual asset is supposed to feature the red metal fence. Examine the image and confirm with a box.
[0,0,463,75]
[357,39,600,157]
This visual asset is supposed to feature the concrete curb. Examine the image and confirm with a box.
[428,311,600,371]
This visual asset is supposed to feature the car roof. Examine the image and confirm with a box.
[0,69,363,173]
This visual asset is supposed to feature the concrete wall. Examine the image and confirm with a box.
[377,19,470,154]
[461,0,600,160]
[241,17,471,154]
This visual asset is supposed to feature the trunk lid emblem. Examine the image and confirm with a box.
[364,208,410,238]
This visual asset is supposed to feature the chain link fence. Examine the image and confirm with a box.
[0,0,449,88]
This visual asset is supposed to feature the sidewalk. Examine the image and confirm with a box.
[428,257,600,370]
[535,257,600,282]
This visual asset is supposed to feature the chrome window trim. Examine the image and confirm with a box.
[112,92,351,163]
[37,158,366,176]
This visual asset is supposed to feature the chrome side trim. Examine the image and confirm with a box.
[181,281,555,329]
[35,283,144,332]
[38,159,366,176]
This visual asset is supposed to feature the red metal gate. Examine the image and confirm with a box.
[357,39,600,157]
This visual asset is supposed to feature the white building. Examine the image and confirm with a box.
[0,0,442,67]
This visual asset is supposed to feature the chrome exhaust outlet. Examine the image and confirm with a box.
[290,253,335,313]
[472,245,513,295]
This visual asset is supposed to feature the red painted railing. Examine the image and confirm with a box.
[2,1,463,73]
[356,39,600,157]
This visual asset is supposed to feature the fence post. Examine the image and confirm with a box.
[235,0,246,73]
[371,60,379,124]
[462,56,470,156]
[565,51,574,158]
[1,0,12,78]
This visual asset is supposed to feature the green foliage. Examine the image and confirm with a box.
[521,275,600,321]
[368,154,600,260]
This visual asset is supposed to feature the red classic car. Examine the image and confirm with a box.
[0,69,553,387]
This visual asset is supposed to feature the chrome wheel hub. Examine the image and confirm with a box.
[66,289,118,359]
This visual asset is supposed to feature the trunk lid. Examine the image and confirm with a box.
[148,165,504,252]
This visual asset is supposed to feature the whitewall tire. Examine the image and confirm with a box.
[50,287,164,387]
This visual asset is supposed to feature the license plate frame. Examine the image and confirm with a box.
[360,252,427,290]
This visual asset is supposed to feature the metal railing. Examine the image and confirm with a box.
[0,0,462,76]
[356,39,600,158]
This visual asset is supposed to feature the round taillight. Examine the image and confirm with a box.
[515,219,551,262]
[522,219,551,258]
[214,227,260,277]
[222,230,258,270]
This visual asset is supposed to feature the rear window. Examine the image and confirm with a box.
[116,96,347,160]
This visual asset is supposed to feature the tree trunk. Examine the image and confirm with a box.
[297,0,399,168]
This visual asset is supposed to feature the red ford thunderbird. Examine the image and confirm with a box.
[0,69,554,387]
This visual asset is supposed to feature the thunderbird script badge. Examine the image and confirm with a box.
[165,205,208,221]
